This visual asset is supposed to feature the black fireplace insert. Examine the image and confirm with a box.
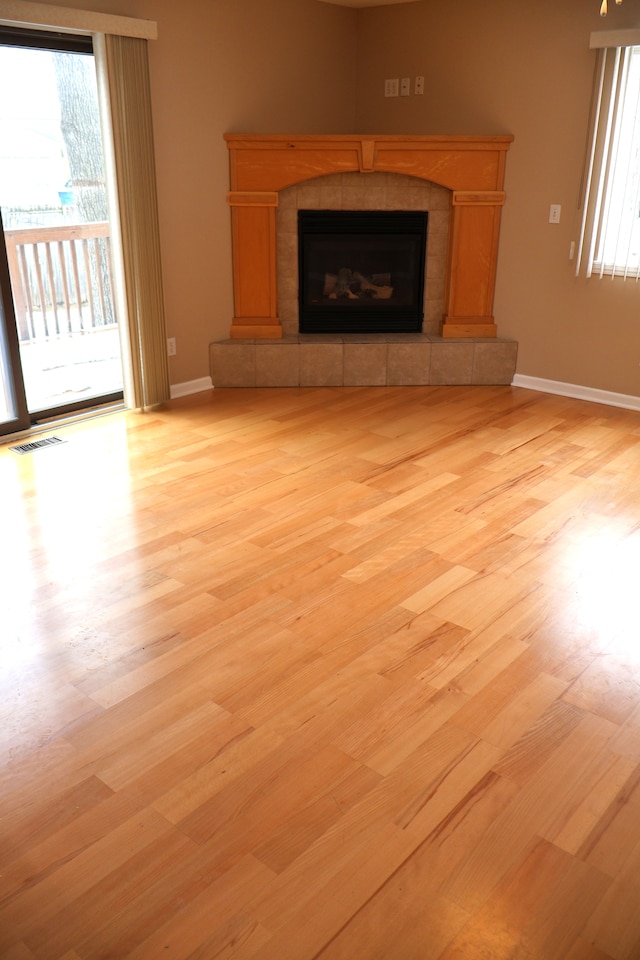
[298,209,427,334]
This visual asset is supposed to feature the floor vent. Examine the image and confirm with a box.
[10,436,65,455]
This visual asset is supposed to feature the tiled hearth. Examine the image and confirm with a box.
[210,334,517,387]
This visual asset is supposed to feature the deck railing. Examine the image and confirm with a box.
[4,222,117,343]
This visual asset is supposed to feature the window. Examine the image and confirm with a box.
[579,33,640,279]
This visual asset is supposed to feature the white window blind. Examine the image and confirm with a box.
[579,36,640,280]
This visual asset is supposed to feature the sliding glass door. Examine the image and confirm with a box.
[0,27,124,436]
[0,208,29,434]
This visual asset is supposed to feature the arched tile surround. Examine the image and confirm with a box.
[277,172,450,337]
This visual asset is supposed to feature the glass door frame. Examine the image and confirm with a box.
[0,207,29,436]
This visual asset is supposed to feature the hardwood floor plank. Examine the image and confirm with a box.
[110,855,274,960]
[317,893,469,960]
[400,564,478,614]
[176,742,361,849]
[562,653,640,724]
[552,753,639,857]
[0,775,113,870]
[472,670,568,750]
[580,834,640,960]
[491,699,586,785]
[443,713,618,913]
[2,385,640,958]
[152,724,284,824]
[0,789,145,907]
[247,822,420,960]
[441,838,610,960]
[0,807,177,955]
[360,684,470,776]
[3,945,38,960]
[318,773,519,959]
[21,827,198,960]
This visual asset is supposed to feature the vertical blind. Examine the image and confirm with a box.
[578,36,640,280]
[103,33,170,407]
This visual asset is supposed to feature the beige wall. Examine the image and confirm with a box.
[147,0,357,385]
[355,0,640,396]
[19,0,640,395]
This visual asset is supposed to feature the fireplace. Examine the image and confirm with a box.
[223,134,514,340]
[298,209,427,334]
[211,134,518,388]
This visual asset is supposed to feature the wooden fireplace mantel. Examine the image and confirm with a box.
[224,133,513,339]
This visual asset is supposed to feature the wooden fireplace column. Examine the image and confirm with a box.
[224,134,513,340]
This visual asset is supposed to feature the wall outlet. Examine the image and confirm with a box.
[549,204,561,224]
[384,78,399,97]
[400,77,411,97]
[415,76,425,96]
[167,337,176,357]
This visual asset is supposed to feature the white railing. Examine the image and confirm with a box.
[5,222,116,342]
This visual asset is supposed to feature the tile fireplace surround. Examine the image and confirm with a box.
[211,134,517,387]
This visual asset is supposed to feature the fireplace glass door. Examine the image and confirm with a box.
[298,210,427,334]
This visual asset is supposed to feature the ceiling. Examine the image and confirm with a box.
[315,0,420,7]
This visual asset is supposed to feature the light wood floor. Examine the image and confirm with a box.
[2,383,640,960]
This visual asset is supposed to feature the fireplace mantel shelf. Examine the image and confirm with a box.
[224,133,514,340]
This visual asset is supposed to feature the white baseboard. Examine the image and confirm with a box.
[512,374,640,412]
[170,377,213,399]
[168,372,640,411]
